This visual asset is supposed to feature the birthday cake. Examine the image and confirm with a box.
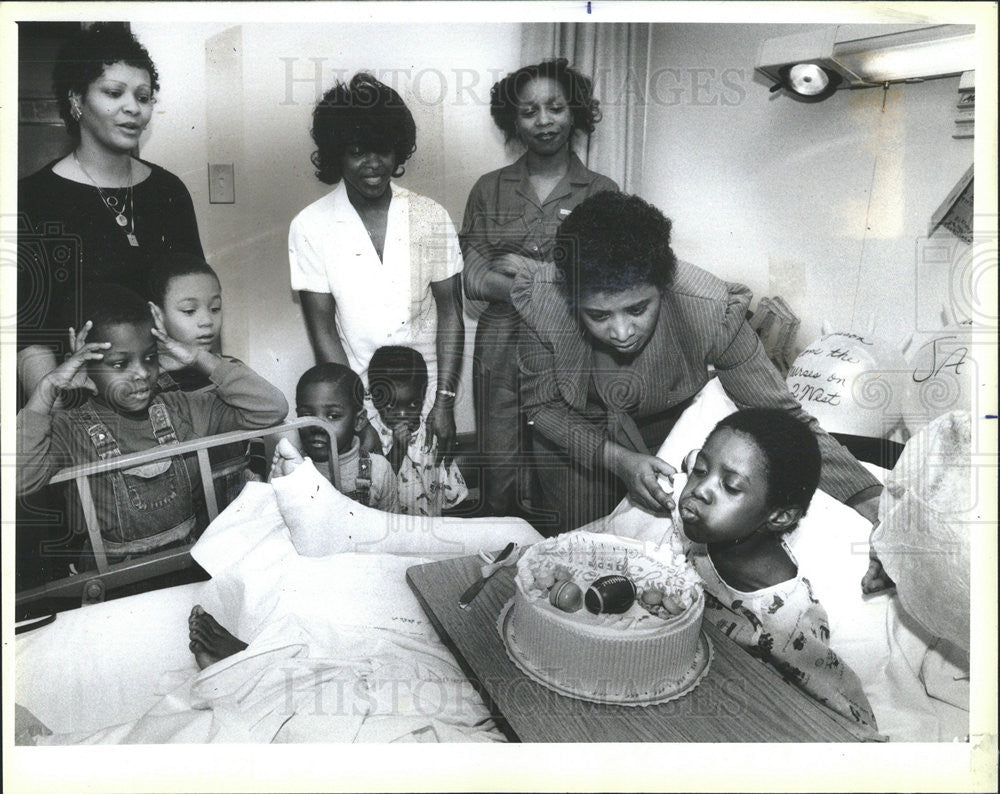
[500,530,708,704]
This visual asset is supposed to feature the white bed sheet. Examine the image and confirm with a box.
[16,470,540,744]
[17,581,205,734]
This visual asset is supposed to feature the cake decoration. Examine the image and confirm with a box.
[500,530,712,705]
[584,575,637,614]
[548,579,584,612]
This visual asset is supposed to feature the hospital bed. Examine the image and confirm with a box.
[14,385,971,744]
[14,417,542,744]
[15,418,342,616]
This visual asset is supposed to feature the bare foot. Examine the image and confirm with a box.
[188,605,248,670]
[861,551,897,594]
[269,437,306,480]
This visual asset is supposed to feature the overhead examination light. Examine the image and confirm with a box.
[768,63,843,101]
[757,24,975,101]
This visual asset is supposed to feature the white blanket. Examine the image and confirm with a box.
[22,462,542,744]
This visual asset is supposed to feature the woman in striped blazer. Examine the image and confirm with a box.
[511,191,881,537]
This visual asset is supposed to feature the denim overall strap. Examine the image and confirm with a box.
[356,449,372,507]
[147,399,180,445]
[76,401,124,460]
[76,397,179,456]
[72,398,197,558]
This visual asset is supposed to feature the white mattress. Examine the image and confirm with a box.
[17,582,206,733]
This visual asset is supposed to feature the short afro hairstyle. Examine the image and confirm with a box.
[490,58,602,143]
[296,363,365,413]
[711,408,822,523]
[310,73,417,185]
[53,22,159,140]
[146,252,220,306]
[79,283,153,339]
[553,191,677,305]
[367,346,428,410]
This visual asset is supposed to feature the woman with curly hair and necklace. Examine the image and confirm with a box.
[17,22,204,402]
[512,191,882,537]
[460,59,617,517]
[289,73,465,463]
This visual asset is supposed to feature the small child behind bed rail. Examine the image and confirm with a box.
[367,346,468,517]
[294,363,398,511]
[15,283,288,566]
[147,253,267,507]
[675,408,879,731]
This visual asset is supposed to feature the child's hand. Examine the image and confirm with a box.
[861,523,896,594]
[32,329,109,409]
[149,304,198,370]
[861,549,896,594]
[57,321,108,395]
[392,421,412,452]
[48,343,109,394]
[68,321,93,354]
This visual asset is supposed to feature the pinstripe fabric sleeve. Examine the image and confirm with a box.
[517,319,608,469]
[712,288,881,504]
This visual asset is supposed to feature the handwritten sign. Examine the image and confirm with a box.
[786,331,905,438]
[901,327,973,435]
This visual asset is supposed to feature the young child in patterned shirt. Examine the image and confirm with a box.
[676,407,878,730]
[367,346,467,516]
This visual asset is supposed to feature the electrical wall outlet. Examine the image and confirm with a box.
[208,163,235,204]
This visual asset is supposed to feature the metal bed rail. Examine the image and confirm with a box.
[15,417,340,611]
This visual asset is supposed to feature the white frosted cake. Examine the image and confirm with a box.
[501,530,707,704]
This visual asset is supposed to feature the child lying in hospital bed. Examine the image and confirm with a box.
[16,440,542,744]
[672,408,877,731]
[583,380,973,742]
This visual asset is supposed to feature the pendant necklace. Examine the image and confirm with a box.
[74,152,139,246]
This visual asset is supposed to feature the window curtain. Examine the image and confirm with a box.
[521,23,651,193]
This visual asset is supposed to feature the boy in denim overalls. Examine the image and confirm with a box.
[16,284,288,564]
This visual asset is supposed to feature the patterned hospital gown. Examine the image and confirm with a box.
[687,540,878,730]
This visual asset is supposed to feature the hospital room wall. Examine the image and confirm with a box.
[639,23,974,355]
[131,22,524,433]
[131,20,974,425]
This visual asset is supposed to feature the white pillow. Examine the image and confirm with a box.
[652,377,737,469]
